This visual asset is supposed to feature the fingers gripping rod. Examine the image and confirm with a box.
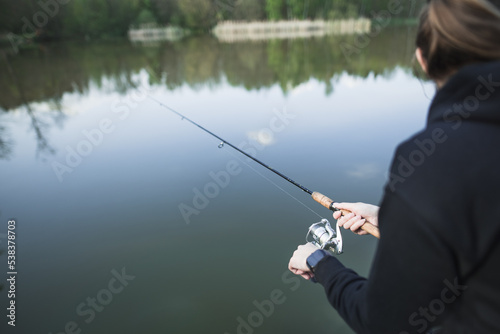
[311,192,381,239]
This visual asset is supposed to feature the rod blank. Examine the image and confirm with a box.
[149,95,381,239]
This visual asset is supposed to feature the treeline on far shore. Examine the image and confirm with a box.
[0,0,420,41]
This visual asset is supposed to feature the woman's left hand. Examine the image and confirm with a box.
[288,243,320,280]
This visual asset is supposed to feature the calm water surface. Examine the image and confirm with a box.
[0,27,435,333]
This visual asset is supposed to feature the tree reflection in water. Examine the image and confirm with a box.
[0,25,418,160]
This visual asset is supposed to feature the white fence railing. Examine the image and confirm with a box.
[128,25,188,43]
[212,19,371,42]
[128,19,372,44]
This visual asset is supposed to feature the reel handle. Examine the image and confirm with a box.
[311,192,381,239]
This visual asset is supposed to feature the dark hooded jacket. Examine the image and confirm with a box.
[314,61,500,334]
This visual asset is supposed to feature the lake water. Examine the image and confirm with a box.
[0,26,435,334]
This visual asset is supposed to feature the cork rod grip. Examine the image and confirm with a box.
[311,192,381,239]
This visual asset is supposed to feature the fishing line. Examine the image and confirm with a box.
[222,148,323,219]
[146,94,314,195]
[129,77,380,238]
[141,85,322,216]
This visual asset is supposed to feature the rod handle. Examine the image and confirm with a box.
[311,192,381,239]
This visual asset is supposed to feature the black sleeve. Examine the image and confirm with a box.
[314,192,459,334]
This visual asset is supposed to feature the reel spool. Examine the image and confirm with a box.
[306,219,343,255]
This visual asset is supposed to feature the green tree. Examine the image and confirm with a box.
[62,0,141,38]
[178,0,217,30]
[151,0,185,26]
[0,0,421,41]
[134,9,157,26]
[0,0,35,33]
[289,0,305,19]
[232,0,266,21]
[327,0,359,19]
[214,0,238,21]
[265,0,284,20]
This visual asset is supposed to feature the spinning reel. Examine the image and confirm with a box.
[306,219,343,255]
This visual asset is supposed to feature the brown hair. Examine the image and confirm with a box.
[416,0,500,81]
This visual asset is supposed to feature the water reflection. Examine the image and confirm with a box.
[0,26,418,160]
[0,27,431,334]
[1,26,417,111]
[1,51,63,159]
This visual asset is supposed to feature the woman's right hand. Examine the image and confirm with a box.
[332,202,379,235]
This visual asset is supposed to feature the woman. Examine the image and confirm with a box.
[288,1,500,333]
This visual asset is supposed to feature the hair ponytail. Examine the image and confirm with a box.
[416,0,500,81]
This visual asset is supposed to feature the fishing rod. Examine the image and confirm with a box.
[149,95,380,239]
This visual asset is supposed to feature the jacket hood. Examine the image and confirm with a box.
[427,61,500,126]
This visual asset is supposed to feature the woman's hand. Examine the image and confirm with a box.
[333,202,379,235]
[288,243,319,280]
